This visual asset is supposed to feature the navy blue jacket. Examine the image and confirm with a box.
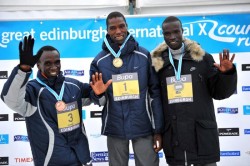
[90,35,164,139]
[1,66,104,166]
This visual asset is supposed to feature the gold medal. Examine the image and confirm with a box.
[113,57,123,68]
[55,101,66,112]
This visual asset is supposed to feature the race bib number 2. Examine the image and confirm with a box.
[166,74,193,104]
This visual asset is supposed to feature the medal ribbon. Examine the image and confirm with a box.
[36,78,65,101]
[168,43,184,81]
[104,33,131,58]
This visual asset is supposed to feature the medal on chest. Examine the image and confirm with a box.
[104,34,132,68]
[55,101,66,112]
[165,44,193,104]
[113,57,123,68]
[174,81,184,93]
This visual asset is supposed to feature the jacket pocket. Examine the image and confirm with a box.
[195,120,219,155]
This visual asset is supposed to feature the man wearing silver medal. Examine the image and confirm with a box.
[151,16,237,166]
[90,11,164,166]
[1,35,111,166]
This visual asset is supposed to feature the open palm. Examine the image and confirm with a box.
[90,72,112,95]
[214,49,235,73]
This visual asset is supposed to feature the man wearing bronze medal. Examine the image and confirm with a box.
[1,35,111,166]
[55,100,66,112]
[151,16,237,166]
[90,11,164,166]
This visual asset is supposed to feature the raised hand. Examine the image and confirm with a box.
[19,35,41,69]
[90,72,112,95]
[214,49,235,73]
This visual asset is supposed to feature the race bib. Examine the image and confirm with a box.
[112,73,140,101]
[57,101,80,133]
[166,74,193,104]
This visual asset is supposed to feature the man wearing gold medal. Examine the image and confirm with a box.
[151,16,237,166]
[1,35,111,166]
[90,11,164,166]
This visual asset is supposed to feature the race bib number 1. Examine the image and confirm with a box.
[112,73,140,101]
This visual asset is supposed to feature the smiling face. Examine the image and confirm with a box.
[162,21,183,50]
[107,16,128,45]
[37,50,61,78]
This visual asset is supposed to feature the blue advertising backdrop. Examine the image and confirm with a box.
[0,13,249,59]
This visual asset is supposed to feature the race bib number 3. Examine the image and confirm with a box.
[112,73,140,101]
[57,101,80,133]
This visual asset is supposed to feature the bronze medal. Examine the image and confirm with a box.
[55,101,66,112]
[113,57,123,68]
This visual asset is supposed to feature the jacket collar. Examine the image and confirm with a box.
[151,38,205,72]
[102,33,138,56]
[37,70,65,90]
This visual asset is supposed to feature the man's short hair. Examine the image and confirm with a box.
[36,46,60,62]
[106,11,127,29]
[162,16,183,29]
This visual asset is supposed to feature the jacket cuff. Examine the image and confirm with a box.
[221,64,236,75]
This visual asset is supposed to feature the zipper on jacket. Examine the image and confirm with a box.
[198,74,203,82]
[184,150,188,166]
[102,97,109,134]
